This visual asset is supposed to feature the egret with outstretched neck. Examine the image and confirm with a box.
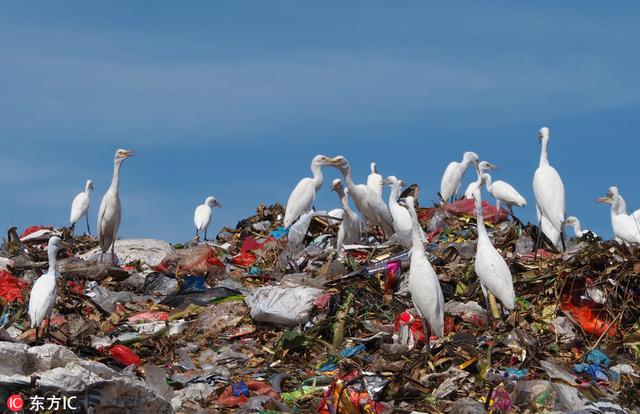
[329,156,394,236]
[565,216,596,238]
[472,184,516,318]
[331,179,363,254]
[194,196,222,241]
[404,195,444,352]
[283,155,334,229]
[367,162,383,198]
[597,186,640,246]
[29,236,67,343]
[97,149,134,263]
[440,151,479,203]
[463,161,497,199]
[533,127,566,250]
[70,179,93,235]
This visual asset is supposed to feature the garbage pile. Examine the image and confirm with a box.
[1,201,639,413]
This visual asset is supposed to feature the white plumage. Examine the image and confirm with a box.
[533,127,565,249]
[440,151,479,202]
[366,162,383,198]
[331,179,363,254]
[283,155,333,229]
[483,173,527,215]
[404,196,444,341]
[597,186,640,245]
[194,196,222,241]
[97,149,134,262]
[565,216,596,238]
[329,156,395,236]
[472,186,516,312]
[69,179,93,235]
[382,176,423,248]
[29,236,65,342]
[463,161,497,199]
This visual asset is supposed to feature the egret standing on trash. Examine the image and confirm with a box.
[597,186,640,245]
[533,127,566,250]
[464,161,497,199]
[29,236,68,343]
[404,195,444,352]
[194,196,222,241]
[440,151,479,203]
[482,174,527,219]
[283,155,334,229]
[97,149,134,263]
[331,179,363,254]
[472,184,516,318]
[367,162,383,198]
[565,216,596,238]
[329,156,394,236]
[69,179,93,235]
[382,176,424,248]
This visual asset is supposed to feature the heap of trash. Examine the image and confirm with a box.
[1,199,639,413]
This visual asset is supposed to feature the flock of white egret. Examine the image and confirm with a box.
[28,127,637,346]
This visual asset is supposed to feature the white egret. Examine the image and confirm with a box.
[327,208,344,225]
[194,196,223,241]
[440,151,479,203]
[463,161,497,199]
[472,185,516,317]
[366,162,383,198]
[382,176,424,248]
[283,155,334,229]
[537,206,561,249]
[331,179,363,254]
[69,179,94,235]
[328,156,394,236]
[565,216,596,238]
[404,196,444,350]
[483,173,527,217]
[97,149,134,263]
[29,236,67,343]
[597,186,640,245]
[533,127,566,250]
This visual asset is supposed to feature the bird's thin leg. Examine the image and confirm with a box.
[70,223,75,236]
[533,222,543,257]
[111,242,116,265]
[560,232,567,252]
[422,320,432,359]
[34,327,39,345]
[204,229,208,242]
[86,214,91,235]
[45,318,52,342]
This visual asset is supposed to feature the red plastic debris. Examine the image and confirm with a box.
[417,208,436,224]
[0,270,29,303]
[19,226,51,239]
[426,228,442,242]
[127,311,169,322]
[217,380,279,407]
[109,344,141,366]
[67,281,85,295]
[561,297,618,337]
[206,250,225,269]
[383,261,401,294]
[313,292,334,310]
[394,310,426,349]
[318,371,386,414]
[41,315,66,328]
[233,251,257,267]
[445,199,508,224]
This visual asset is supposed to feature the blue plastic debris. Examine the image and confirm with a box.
[248,267,262,275]
[504,368,528,379]
[181,275,205,292]
[574,363,609,382]
[270,226,288,240]
[231,381,250,397]
[586,349,611,367]
[317,344,367,372]
[340,344,366,358]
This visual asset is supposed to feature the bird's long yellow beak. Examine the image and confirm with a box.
[596,195,612,204]
[123,149,135,157]
[328,157,342,165]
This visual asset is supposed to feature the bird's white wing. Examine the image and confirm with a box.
[408,253,444,337]
[612,215,640,244]
[491,180,527,206]
[475,242,516,310]
[70,192,90,224]
[284,178,315,228]
[97,192,121,252]
[463,181,480,199]
[367,189,394,235]
[194,204,212,231]
[388,202,412,248]
[533,165,565,230]
[366,173,383,198]
[440,162,462,201]
[28,275,57,328]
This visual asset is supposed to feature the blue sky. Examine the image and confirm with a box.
[1,2,639,242]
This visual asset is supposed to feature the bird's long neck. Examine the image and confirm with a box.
[341,168,356,193]
[539,138,550,166]
[85,184,92,194]
[336,188,350,213]
[475,197,489,240]
[110,160,123,193]
[388,183,401,206]
[310,163,324,190]
[483,174,492,189]
[407,205,424,252]
[572,221,583,235]
[613,194,627,215]
[47,248,58,275]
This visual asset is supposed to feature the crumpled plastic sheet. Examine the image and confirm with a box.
[245,285,324,326]
[81,238,175,266]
